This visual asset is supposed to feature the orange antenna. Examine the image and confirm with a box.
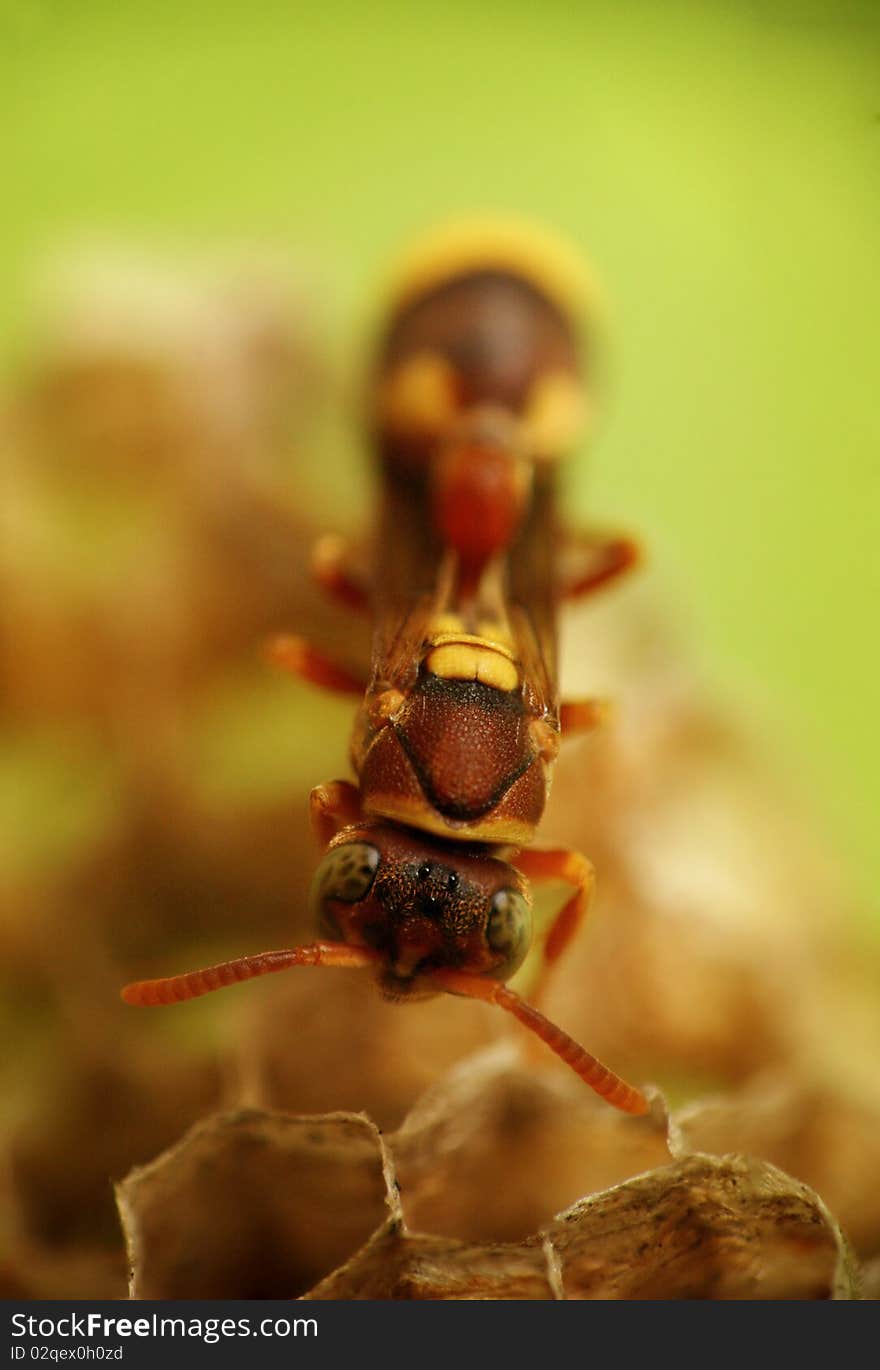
[430,968,648,1116]
[121,942,382,1007]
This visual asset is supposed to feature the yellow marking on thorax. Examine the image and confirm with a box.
[426,635,520,692]
[365,792,538,847]
[475,619,514,651]
[428,612,513,654]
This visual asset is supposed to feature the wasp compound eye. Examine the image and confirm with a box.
[486,887,532,979]
[309,842,380,937]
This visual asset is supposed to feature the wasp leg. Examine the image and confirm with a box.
[311,533,371,614]
[265,633,367,696]
[512,846,595,1005]
[559,698,613,734]
[560,529,640,601]
[309,780,364,846]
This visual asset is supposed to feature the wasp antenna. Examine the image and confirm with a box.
[430,968,648,1116]
[121,942,382,1007]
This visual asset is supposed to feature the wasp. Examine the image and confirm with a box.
[123,219,648,1116]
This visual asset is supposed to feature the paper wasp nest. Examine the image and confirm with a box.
[1,247,878,1299]
[114,1074,861,1300]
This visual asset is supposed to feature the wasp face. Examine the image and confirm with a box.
[308,821,531,1001]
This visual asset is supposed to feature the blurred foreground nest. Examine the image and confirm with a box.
[1,247,879,1299]
[116,1067,862,1300]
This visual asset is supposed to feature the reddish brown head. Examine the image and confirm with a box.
[309,821,531,1001]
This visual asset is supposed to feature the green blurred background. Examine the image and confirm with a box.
[1,0,877,915]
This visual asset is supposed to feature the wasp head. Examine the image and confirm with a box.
[309,821,531,1001]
